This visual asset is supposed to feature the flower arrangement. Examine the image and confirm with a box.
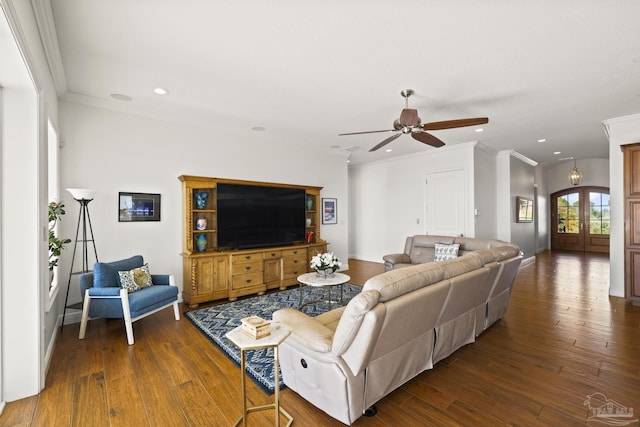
[310,252,341,274]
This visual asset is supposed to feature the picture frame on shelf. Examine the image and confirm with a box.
[119,192,161,222]
[516,196,533,223]
[322,198,337,224]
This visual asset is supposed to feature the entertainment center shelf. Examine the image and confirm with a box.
[179,175,327,307]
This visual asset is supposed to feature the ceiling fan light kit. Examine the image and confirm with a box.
[339,89,489,152]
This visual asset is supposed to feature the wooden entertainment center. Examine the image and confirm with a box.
[179,175,327,308]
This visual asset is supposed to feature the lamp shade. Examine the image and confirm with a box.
[67,188,97,200]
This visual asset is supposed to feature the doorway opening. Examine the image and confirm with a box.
[550,186,609,253]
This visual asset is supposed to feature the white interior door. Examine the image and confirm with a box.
[425,169,466,236]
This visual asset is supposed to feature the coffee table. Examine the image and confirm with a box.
[296,272,351,309]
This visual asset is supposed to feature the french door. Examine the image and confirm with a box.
[550,186,610,253]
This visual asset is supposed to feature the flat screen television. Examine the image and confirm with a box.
[217,183,306,250]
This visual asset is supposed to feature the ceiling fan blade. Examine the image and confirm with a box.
[339,129,395,136]
[411,131,445,147]
[421,117,489,131]
[369,132,402,152]
[399,108,418,127]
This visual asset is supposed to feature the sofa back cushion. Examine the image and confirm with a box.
[439,254,484,279]
[363,262,445,302]
[332,290,380,356]
[489,245,520,262]
[93,255,144,288]
[407,235,455,264]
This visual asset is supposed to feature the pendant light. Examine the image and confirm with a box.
[568,159,582,186]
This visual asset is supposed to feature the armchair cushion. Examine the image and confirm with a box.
[94,255,144,288]
[118,263,153,292]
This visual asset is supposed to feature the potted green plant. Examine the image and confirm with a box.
[49,202,71,279]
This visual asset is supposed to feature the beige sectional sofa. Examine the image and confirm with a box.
[383,234,517,271]
[273,236,522,425]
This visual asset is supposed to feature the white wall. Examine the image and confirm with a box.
[603,113,640,298]
[349,142,475,262]
[58,101,349,311]
[545,158,610,195]
[474,144,497,239]
[1,0,61,403]
[534,166,549,253]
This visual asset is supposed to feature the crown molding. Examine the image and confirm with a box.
[498,149,538,167]
[31,0,66,95]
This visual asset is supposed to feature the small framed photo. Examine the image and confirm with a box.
[119,192,161,222]
[516,196,533,223]
[322,198,337,225]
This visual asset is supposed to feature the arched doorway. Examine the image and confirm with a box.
[550,186,610,253]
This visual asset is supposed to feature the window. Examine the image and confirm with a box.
[589,191,610,235]
[556,192,580,234]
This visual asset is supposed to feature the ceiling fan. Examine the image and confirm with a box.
[339,89,489,152]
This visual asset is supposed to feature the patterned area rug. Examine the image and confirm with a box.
[186,283,362,394]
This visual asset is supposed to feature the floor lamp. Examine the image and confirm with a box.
[61,188,99,329]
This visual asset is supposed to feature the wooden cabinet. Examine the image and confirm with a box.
[183,254,229,308]
[179,175,327,306]
[623,143,640,304]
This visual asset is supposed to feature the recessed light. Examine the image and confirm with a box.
[251,126,266,132]
[537,139,547,143]
[385,149,392,152]
[554,151,561,155]
[475,128,484,133]
[110,93,132,102]
[153,88,169,95]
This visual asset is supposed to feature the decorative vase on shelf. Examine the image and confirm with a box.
[306,197,313,211]
[196,234,208,252]
[196,216,207,230]
[306,218,312,227]
[195,191,208,209]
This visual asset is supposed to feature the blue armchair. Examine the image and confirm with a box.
[78,255,180,345]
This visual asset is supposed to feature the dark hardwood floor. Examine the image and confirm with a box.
[2,251,639,426]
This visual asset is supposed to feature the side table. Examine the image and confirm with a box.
[225,323,293,427]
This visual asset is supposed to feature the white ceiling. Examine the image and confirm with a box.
[43,0,640,166]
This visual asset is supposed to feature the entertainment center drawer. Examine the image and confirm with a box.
[232,253,262,264]
[282,248,305,257]
[231,272,264,290]
[264,250,282,259]
[232,259,263,275]
[283,257,307,278]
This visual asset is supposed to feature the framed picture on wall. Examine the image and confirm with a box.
[516,196,533,223]
[119,192,161,222]
[322,198,337,224]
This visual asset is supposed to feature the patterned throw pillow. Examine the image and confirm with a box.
[434,243,460,262]
[118,264,153,293]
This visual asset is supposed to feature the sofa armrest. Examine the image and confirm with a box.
[382,253,410,265]
[273,308,334,353]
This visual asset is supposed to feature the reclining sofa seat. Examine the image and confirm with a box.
[383,235,517,271]
[273,239,522,425]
